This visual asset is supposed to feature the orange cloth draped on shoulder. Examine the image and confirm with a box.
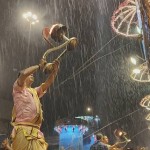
[11,81,48,150]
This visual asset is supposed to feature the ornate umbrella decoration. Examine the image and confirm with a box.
[111,0,150,82]
[140,95,150,109]
[111,0,140,37]
[145,113,150,121]
[140,95,150,121]
[130,61,150,82]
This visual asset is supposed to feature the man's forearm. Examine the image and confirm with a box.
[41,70,57,91]
[20,65,39,77]
[40,59,59,91]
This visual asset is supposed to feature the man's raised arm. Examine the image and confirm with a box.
[17,59,47,86]
[40,59,59,92]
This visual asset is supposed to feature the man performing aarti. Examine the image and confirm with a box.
[11,59,59,150]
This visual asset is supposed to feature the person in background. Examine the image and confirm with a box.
[1,138,12,150]
[90,133,108,150]
[102,135,121,150]
[90,133,120,150]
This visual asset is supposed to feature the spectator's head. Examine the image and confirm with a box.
[102,135,109,144]
[96,133,103,141]
[0,133,11,150]
[1,139,8,149]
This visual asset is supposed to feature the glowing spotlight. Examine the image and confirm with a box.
[87,107,91,112]
[27,12,32,17]
[133,69,140,74]
[32,14,37,20]
[31,22,35,25]
[23,11,39,25]
[23,13,27,18]
[130,57,137,65]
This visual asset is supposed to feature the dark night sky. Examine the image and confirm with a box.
[0,0,150,148]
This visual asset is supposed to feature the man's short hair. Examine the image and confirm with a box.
[18,70,24,78]
[96,133,103,140]
[17,72,21,78]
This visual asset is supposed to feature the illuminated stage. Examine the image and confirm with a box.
[54,116,100,150]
